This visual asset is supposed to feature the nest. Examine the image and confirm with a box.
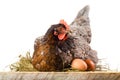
[10,52,37,72]
[10,51,110,72]
[9,51,85,72]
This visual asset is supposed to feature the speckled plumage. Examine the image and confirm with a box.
[55,5,98,68]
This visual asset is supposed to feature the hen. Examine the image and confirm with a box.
[55,5,98,69]
[32,5,98,71]
[32,23,69,71]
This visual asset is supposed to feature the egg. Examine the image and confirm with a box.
[71,59,87,71]
[84,59,95,71]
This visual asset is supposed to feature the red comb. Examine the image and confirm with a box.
[59,19,70,30]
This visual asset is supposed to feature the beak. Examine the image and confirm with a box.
[58,33,66,40]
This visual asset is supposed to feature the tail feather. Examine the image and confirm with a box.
[76,5,89,19]
[70,5,91,43]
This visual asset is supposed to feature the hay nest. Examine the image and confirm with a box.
[10,52,110,72]
[10,52,37,72]
[9,52,87,72]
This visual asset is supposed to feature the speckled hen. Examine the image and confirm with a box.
[56,5,98,70]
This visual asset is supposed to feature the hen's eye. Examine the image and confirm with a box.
[60,28,64,31]
[54,28,57,31]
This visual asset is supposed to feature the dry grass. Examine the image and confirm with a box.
[10,51,37,72]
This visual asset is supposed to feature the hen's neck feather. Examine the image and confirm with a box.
[44,26,58,44]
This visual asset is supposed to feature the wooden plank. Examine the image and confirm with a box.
[0,72,120,80]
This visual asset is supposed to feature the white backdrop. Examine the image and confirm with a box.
[0,0,120,71]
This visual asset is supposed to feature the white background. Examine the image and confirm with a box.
[0,0,120,71]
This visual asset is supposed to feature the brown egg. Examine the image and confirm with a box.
[84,59,95,71]
[71,59,87,71]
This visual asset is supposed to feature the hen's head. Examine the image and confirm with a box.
[45,20,70,41]
[53,20,70,40]
[53,23,68,40]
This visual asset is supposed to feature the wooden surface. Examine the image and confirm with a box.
[0,72,120,80]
